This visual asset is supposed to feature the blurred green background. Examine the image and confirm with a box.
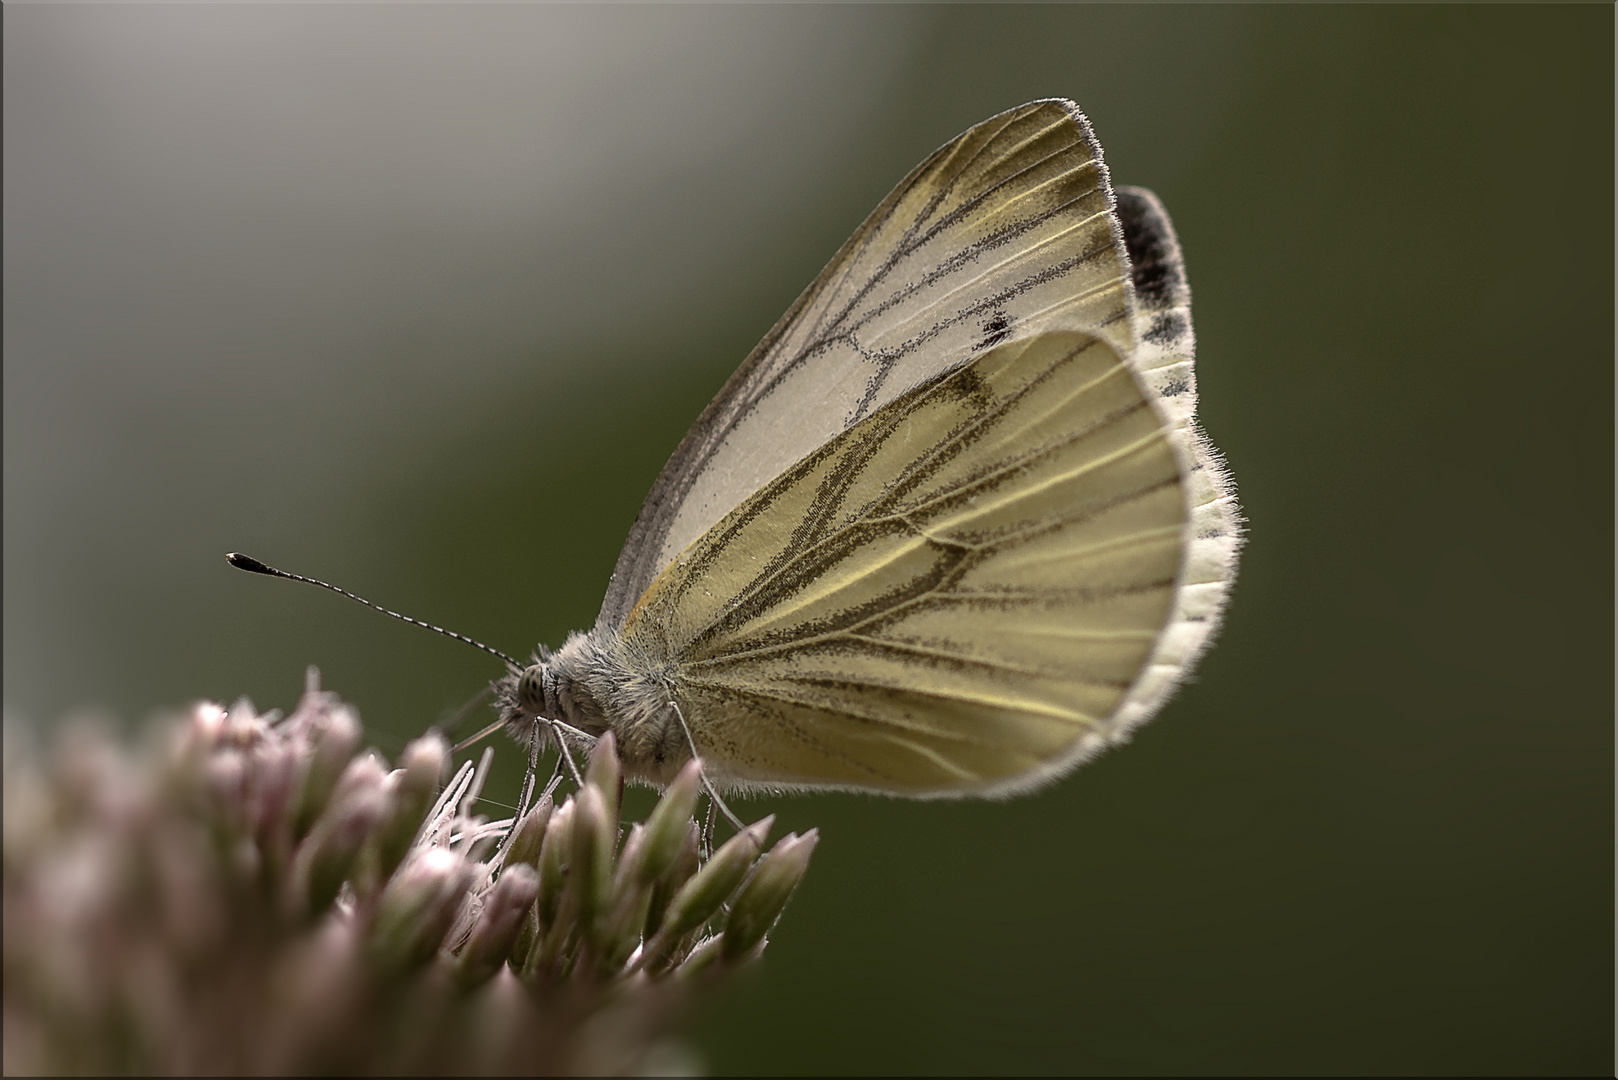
[5,5,1610,1075]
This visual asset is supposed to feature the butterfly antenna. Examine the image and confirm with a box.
[226,552,520,669]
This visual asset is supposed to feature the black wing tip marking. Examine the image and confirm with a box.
[1115,186,1189,312]
[1157,371,1192,397]
[1145,310,1188,348]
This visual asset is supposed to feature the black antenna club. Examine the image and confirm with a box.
[225,552,520,670]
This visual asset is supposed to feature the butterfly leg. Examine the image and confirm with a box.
[512,721,544,822]
[666,699,746,832]
[492,728,567,870]
[544,717,596,789]
[701,798,717,861]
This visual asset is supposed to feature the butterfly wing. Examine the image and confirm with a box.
[621,328,1195,795]
[599,99,1138,629]
[591,104,1240,796]
[1109,187,1241,739]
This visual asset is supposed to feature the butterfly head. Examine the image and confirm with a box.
[514,661,555,719]
[500,638,587,737]
[497,632,620,748]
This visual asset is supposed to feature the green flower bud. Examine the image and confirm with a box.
[370,848,476,970]
[288,786,387,919]
[673,934,724,982]
[376,734,447,877]
[644,822,700,942]
[612,822,648,894]
[503,795,554,872]
[720,830,818,962]
[570,784,614,931]
[584,730,622,835]
[291,705,361,840]
[637,760,702,887]
[595,825,652,972]
[534,800,573,932]
[651,816,772,952]
[597,889,653,975]
[456,863,541,987]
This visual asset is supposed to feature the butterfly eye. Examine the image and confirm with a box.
[517,665,549,714]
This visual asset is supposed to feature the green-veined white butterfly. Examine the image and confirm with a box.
[499,99,1241,798]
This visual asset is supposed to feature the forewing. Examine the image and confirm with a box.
[598,99,1135,628]
[621,330,1185,795]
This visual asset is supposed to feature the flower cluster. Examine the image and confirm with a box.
[2,671,815,1075]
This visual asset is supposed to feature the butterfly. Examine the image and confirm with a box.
[500,99,1240,798]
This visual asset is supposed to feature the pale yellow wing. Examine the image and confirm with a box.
[620,329,1184,796]
[598,100,1135,627]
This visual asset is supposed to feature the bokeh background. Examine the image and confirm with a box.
[5,5,1611,1074]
